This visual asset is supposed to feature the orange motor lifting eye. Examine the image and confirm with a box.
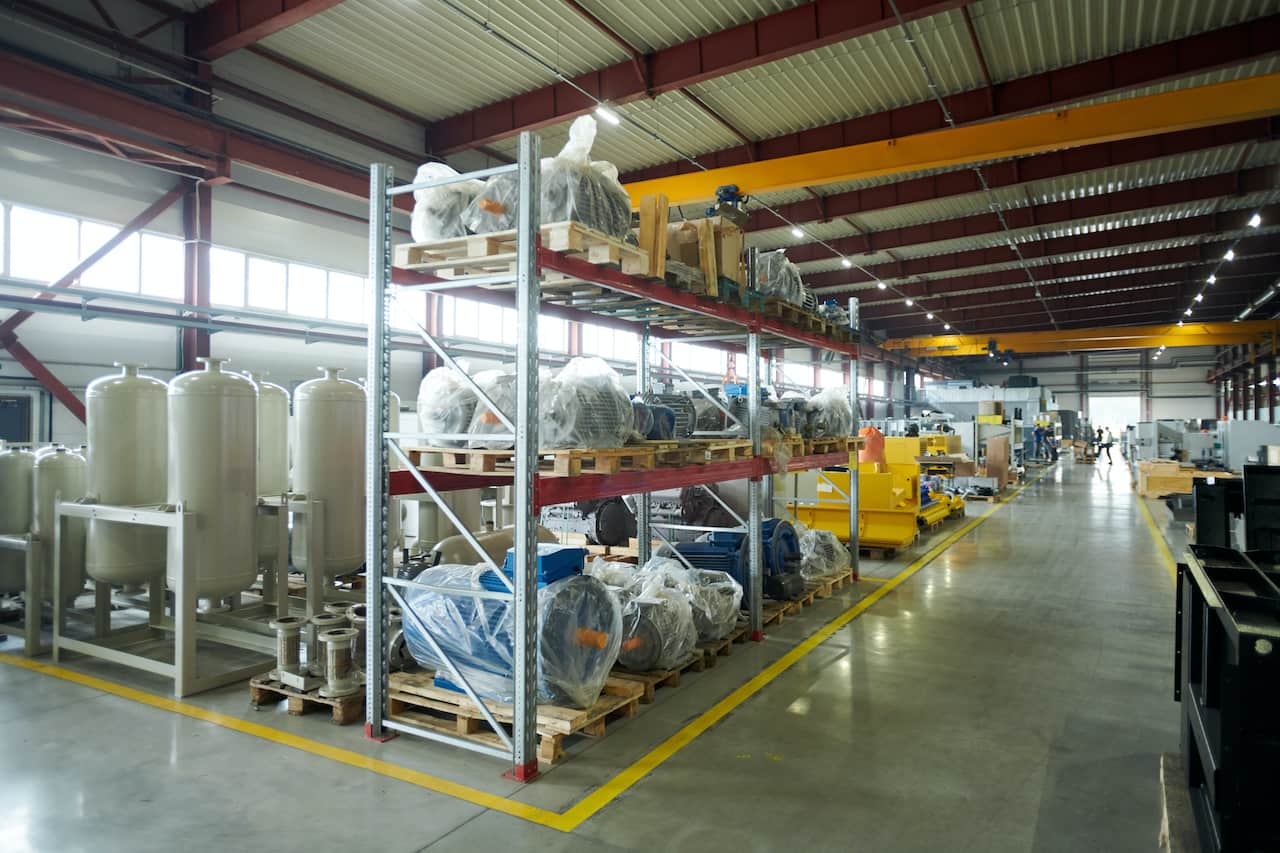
[621,637,643,652]
[575,628,609,649]
[479,198,506,215]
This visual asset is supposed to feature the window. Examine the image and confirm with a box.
[782,362,812,389]
[287,263,327,318]
[247,257,286,310]
[328,272,365,324]
[210,247,246,306]
[139,234,183,299]
[539,315,566,352]
[821,368,842,388]
[79,222,140,293]
[10,206,78,282]
[500,306,517,345]
[870,379,885,398]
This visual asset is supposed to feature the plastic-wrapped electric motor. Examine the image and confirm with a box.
[805,386,854,438]
[540,357,634,449]
[541,116,632,239]
[460,116,632,239]
[756,250,805,306]
[466,370,517,449]
[586,560,696,671]
[799,527,850,579]
[641,557,742,642]
[817,300,849,327]
[418,365,479,447]
[400,564,622,709]
[410,163,484,242]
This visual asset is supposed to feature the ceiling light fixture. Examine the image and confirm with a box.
[1224,248,1236,261]
[1207,274,1216,284]
[1194,293,1203,302]
[841,258,852,269]
[791,227,804,239]
[1177,320,1184,327]
[877,282,887,290]
[1001,359,1009,366]
[905,298,914,306]
[1249,213,1262,228]
[926,312,934,320]
[1185,308,1193,315]
[943,323,951,330]
[594,104,621,125]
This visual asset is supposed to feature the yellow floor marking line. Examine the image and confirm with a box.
[1135,491,1179,585]
[0,653,567,828]
[0,468,1052,834]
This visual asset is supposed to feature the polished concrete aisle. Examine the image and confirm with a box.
[0,460,1178,852]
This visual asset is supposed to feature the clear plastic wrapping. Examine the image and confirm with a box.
[806,387,854,437]
[460,116,632,239]
[586,559,697,671]
[418,365,478,447]
[755,250,805,306]
[466,369,517,449]
[401,564,622,709]
[410,163,484,242]
[640,557,742,642]
[817,300,849,327]
[542,356,635,448]
[798,527,850,579]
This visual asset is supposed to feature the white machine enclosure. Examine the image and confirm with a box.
[248,372,291,566]
[0,443,35,592]
[167,358,258,598]
[293,367,365,578]
[85,364,168,585]
[32,446,87,603]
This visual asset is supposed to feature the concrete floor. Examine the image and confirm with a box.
[0,459,1179,852]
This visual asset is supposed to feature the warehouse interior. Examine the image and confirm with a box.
[1,2,1279,851]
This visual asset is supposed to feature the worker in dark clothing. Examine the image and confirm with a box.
[1095,427,1104,457]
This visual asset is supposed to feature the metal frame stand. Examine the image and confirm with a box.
[51,502,280,697]
[365,133,542,778]
[0,533,45,655]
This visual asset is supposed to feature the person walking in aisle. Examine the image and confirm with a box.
[1102,427,1115,464]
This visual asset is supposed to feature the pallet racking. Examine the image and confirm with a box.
[364,133,862,781]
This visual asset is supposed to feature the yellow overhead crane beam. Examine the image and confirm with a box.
[623,74,1280,207]
[881,321,1280,357]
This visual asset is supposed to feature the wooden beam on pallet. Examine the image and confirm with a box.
[637,194,669,280]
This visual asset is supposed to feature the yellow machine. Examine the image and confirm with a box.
[783,437,964,550]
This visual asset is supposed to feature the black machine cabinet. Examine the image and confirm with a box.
[1175,546,1280,852]
[1193,466,1280,551]
[1242,465,1280,552]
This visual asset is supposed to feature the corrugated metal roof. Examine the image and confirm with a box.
[1061,56,1280,109]
[685,9,984,141]
[745,218,863,250]
[1246,139,1280,169]
[571,0,805,54]
[259,0,629,120]
[483,90,742,171]
[795,252,898,277]
[969,0,1276,83]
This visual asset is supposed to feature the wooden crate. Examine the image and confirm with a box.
[387,671,644,764]
[249,676,363,725]
[394,220,648,281]
[806,568,855,599]
[411,444,657,477]
[1137,461,1234,499]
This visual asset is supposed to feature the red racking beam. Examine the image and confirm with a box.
[620,16,1280,182]
[428,0,967,153]
[189,0,347,60]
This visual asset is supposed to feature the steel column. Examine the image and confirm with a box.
[181,181,212,370]
[747,327,763,639]
[848,358,860,577]
[637,322,652,566]
[509,132,542,781]
[364,163,393,741]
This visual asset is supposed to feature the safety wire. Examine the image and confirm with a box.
[887,0,1057,333]
[433,0,940,335]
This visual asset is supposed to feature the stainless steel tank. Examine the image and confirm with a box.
[293,367,365,578]
[0,443,35,593]
[32,446,87,604]
[85,363,168,585]
[248,372,290,566]
[167,357,258,598]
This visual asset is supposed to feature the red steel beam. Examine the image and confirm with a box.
[621,15,1280,182]
[0,335,87,423]
[784,168,1278,263]
[428,0,969,154]
[808,235,1280,296]
[181,181,212,370]
[190,0,347,60]
[745,120,1276,233]
[0,184,187,338]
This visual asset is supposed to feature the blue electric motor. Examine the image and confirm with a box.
[674,518,805,604]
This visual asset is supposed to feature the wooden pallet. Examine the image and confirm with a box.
[695,624,748,667]
[762,599,791,627]
[410,444,656,477]
[612,650,709,703]
[386,671,643,764]
[858,545,900,560]
[394,220,648,281]
[249,676,364,725]
[804,436,858,455]
[805,568,855,599]
[584,544,640,564]
[689,438,754,463]
[763,298,824,331]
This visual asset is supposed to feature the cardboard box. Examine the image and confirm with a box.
[978,400,1004,416]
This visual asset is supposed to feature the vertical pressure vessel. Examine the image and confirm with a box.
[0,443,35,593]
[85,363,168,585]
[32,446,87,603]
[248,373,291,566]
[167,357,258,598]
[293,367,365,578]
